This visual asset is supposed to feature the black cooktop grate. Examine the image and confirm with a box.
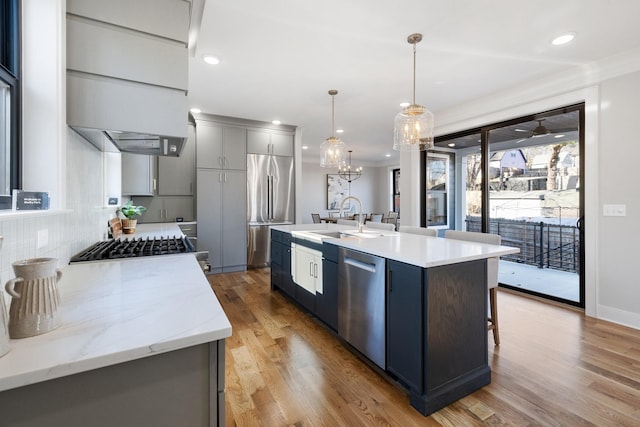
[69,236,195,262]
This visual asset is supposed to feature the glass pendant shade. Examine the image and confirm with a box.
[320,136,347,168]
[393,33,434,151]
[320,89,346,168]
[393,104,435,151]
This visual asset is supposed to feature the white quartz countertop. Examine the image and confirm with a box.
[273,224,519,268]
[0,254,231,392]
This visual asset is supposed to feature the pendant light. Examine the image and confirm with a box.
[320,90,347,168]
[338,150,363,183]
[393,33,434,151]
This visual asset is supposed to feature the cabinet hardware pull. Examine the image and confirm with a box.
[309,261,313,277]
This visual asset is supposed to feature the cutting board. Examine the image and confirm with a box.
[109,218,122,238]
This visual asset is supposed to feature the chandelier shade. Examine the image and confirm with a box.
[320,90,347,168]
[338,150,362,183]
[393,33,434,151]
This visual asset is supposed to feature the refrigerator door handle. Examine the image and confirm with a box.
[266,175,271,220]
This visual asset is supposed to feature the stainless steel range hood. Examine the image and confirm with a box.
[71,126,185,157]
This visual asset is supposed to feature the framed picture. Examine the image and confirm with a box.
[327,174,349,210]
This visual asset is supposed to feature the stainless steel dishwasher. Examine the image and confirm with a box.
[338,247,386,369]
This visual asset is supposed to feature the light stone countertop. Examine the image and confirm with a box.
[0,253,231,392]
[273,224,519,268]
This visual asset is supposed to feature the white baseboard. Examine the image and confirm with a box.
[596,304,640,330]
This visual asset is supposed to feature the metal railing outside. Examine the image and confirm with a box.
[465,216,580,273]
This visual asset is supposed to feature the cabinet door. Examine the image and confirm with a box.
[387,260,423,393]
[246,130,270,155]
[196,123,223,169]
[293,245,316,295]
[122,153,155,196]
[158,124,195,195]
[318,258,338,331]
[271,133,294,157]
[220,170,247,269]
[196,169,223,269]
[134,196,164,223]
[222,127,247,170]
[281,243,295,297]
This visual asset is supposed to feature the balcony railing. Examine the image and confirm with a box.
[465,216,580,273]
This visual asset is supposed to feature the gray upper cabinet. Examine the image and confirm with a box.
[247,130,294,156]
[158,124,195,195]
[196,122,246,170]
[122,153,156,196]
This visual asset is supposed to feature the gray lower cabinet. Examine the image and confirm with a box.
[0,340,226,427]
[197,169,247,273]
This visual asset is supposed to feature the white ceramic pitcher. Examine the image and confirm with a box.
[0,237,10,357]
[5,257,63,339]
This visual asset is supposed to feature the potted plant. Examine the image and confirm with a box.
[116,200,146,234]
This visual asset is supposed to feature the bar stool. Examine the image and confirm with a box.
[444,230,502,345]
[398,225,437,237]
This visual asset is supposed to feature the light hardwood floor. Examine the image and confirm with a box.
[209,268,640,426]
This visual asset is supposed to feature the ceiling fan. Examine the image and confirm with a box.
[515,118,577,142]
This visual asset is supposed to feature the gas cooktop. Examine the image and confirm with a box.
[69,236,195,263]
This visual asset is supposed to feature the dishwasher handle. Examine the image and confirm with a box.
[344,257,377,273]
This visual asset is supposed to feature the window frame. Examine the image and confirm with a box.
[0,0,21,210]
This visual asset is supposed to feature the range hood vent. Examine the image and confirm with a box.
[71,127,185,157]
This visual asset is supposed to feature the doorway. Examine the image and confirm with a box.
[429,105,585,307]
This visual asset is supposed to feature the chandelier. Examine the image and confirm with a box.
[393,33,434,151]
[338,150,362,183]
[320,90,347,168]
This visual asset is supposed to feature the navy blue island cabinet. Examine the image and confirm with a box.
[270,229,491,416]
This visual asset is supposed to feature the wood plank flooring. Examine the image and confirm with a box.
[209,269,640,426]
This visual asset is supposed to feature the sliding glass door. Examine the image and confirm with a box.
[427,105,585,307]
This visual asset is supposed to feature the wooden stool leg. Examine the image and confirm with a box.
[489,287,500,345]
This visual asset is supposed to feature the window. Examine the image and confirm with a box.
[392,168,400,213]
[426,153,450,227]
[0,0,20,210]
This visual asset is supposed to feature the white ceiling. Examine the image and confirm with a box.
[188,0,640,165]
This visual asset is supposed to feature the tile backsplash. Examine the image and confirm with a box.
[1,130,114,307]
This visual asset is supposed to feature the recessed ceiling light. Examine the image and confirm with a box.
[336,129,344,134]
[385,154,391,158]
[551,33,575,46]
[554,134,565,138]
[399,102,410,108]
[272,120,281,125]
[203,55,220,65]
[302,145,309,150]
[448,143,456,147]
[190,108,201,114]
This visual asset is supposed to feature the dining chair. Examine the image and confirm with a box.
[444,230,502,345]
[399,225,437,237]
[336,219,359,227]
[365,222,396,231]
[369,213,383,222]
[384,211,399,230]
[311,213,322,224]
[328,211,339,218]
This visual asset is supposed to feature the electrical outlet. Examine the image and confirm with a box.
[37,229,49,249]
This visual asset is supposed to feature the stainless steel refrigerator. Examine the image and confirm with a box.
[247,154,294,267]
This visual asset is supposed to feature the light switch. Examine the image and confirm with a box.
[603,204,626,217]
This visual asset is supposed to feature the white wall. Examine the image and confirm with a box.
[299,161,392,224]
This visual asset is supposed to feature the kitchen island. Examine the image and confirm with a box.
[270,223,519,416]
[0,254,231,427]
